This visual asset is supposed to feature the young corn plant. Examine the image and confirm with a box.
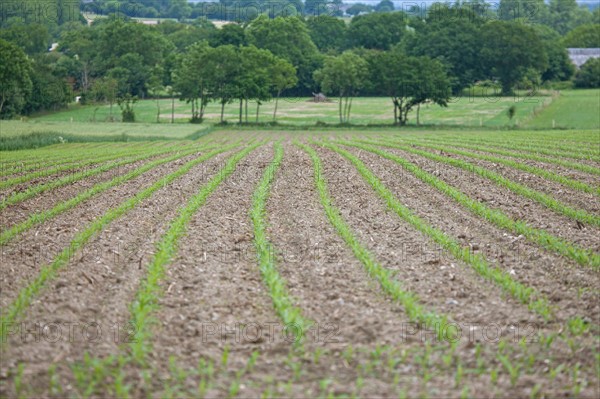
[411,137,600,176]
[128,142,263,362]
[250,142,311,346]
[0,141,236,246]
[372,137,600,228]
[322,140,552,319]
[344,139,599,270]
[0,142,251,344]
[405,140,599,196]
[296,141,450,339]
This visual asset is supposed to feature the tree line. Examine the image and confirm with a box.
[1,1,598,123]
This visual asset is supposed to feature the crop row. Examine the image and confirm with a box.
[129,141,262,362]
[354,138,599,268]
[371,137,600,229]
[401,139,598,196]
[3,138,596,398]
[0,143,187,190]
[0,143,221,212]
[406,136,600,176]
[320,140,552,318]
[416,135,600,162]
[0,142,243,341]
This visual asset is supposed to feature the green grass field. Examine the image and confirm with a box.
[30,91,561,127]
[0,120,208,139]
[524,89,600,129]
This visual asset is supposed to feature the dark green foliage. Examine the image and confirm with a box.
[405,4,485,93]
[117,94,137,122]
[574,58,600,88]
[346,12,407,50]
[481,21,548,94]
[306,15,346,52]
[563,24,600,47]
[0,38,32,118]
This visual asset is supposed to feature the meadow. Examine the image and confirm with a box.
[29,90,568,128]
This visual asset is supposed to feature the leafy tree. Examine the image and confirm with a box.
[374,0,394,12]
[305,0,328,16]
[313,51,369,124]
[167,0,193,20]
[59,24,97,93]
[270,58,297,120]
[23,57,72,115]
[93,19,173,89]
[204,45,242,123]
[236,46,280,123]
[346,3,372,16]
[498,0,549,23]
[368,51,451,125]
[210,23,246,47]
[0,22,50,55]
[165,21,217,51]
[247,15,320,92]
[173,41,211,122]
[306,15,346,52]
[405,4,485,93]
[481,21,548,94]
[574,58,600,88]
[563,24,600,47]
[90,77,118,121]
[532,24,575,82]
[117,94,138,122]
[346,12,407,50]
[543,0,593,34]
[0,38,32,117]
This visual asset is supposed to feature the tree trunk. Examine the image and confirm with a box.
[338,92,343,124]
[200,97,206,120]
[346,97,353,124]
[416,103,420,126]
[256,101,260,123]
[273,91,281,120]
[239,98,243,124]
[171,94,175,124]
[156,96,160,123]
[221,101,225,123]
[245,99,248,124]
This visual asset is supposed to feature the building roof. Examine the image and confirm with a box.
[567,48,600,68]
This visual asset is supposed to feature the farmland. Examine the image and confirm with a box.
[0,128,598,398]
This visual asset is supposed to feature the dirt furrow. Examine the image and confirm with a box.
[340,145,599,325]
[0,150,233,396]
[315,145,545,328]
[266,143,413,348]
[426,148,600,215]
[0,157,160,230]
[444,146,600,187]
[146,144,292,397]
[0,149,210,310]
[379,146,600,252]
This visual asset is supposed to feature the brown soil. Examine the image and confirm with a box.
[337,144,600,324]
[0,150,211,310]
[1,138,598,399]
[442,146,600,188]
[379,146,600,252]
[416,146,600,216]
[0,149,234,396]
